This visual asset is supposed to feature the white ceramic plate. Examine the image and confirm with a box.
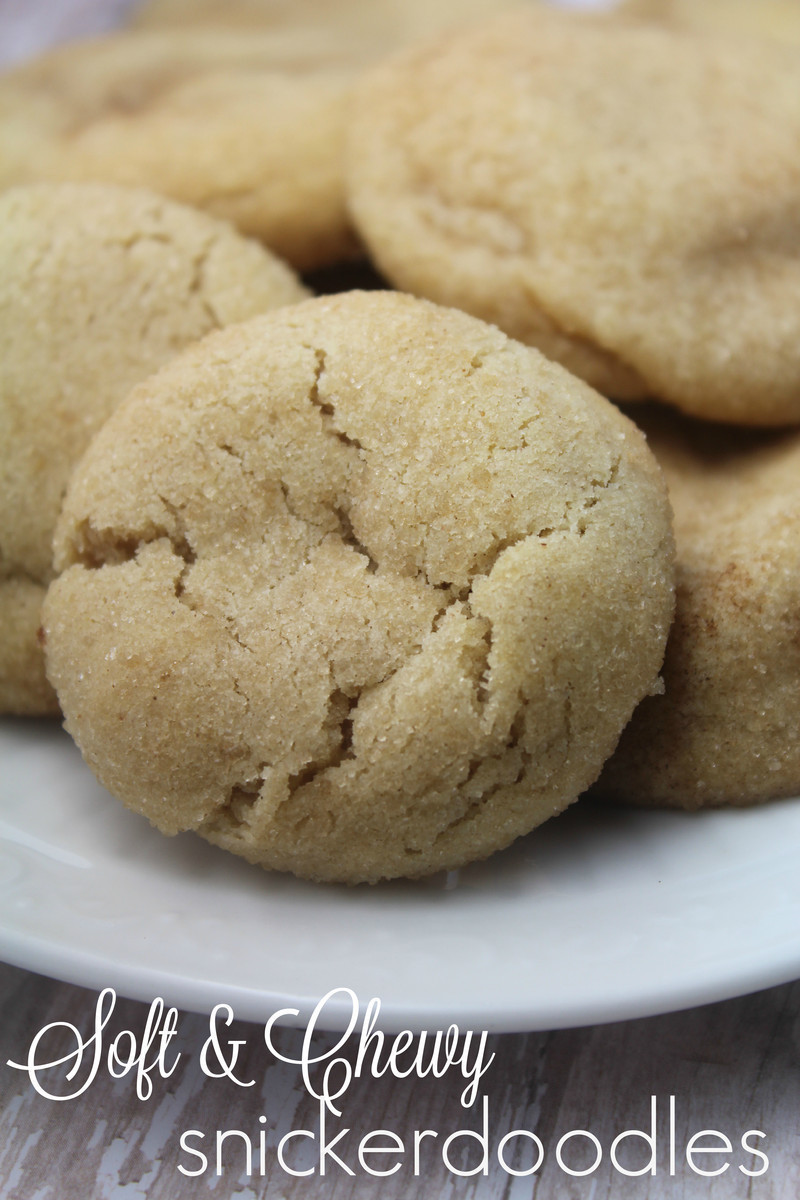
[2,718,800,1033]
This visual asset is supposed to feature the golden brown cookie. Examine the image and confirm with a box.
[0,28,360,269]
[0,182,307,715]
[129,0,527,56]
[347,9,800,422]
[42,291,675,884]
[596,408,800,808]
[620,0,800,45]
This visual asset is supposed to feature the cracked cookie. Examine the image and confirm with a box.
[0,182,307,715]
[42,291,675,884]
[0,28,359,269]
[595,409,800,809]
[347,9,800,423]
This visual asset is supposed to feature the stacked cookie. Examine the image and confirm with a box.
[0,29,359,270]
[0,183,307,714]
[594,410,800,810]
[1,0,798,883]
[619,0,800,45]
[346,8,800,425]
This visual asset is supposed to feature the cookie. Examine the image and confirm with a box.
[347,10,800,423]
[620,0,800,45]
[129,0,528,59]
[595,409,800,809]
[0,182,307,715]
[42,291,675,884]
[0,28,360,270]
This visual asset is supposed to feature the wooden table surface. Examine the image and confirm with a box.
[1,963,799,1198]
[1,1,799,1196]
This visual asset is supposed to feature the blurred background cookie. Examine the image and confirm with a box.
[0,29,360,269]
[43,291,674,883]
[347,8,800,423]
[620,0,800,45]
[596,408,800,808]
[0,182,307,715]
[129,0,530,52]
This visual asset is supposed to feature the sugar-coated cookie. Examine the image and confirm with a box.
[43,291,674,884]
[620,0,800,45]
[129,0,528,57]
[596,409,800,808]
[0,183,307,715]
[347,10,800,423]
[0,29,359,269]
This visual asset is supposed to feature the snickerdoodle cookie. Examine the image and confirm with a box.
[0,28,359,269]
[620,0,800,46]
[130,0,527,54]
[0,182,306,715]
[596,409,800,809]
[347,9,800,422]
[43,291,674,883]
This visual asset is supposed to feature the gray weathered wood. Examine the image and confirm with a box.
[1,964,799,1198]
